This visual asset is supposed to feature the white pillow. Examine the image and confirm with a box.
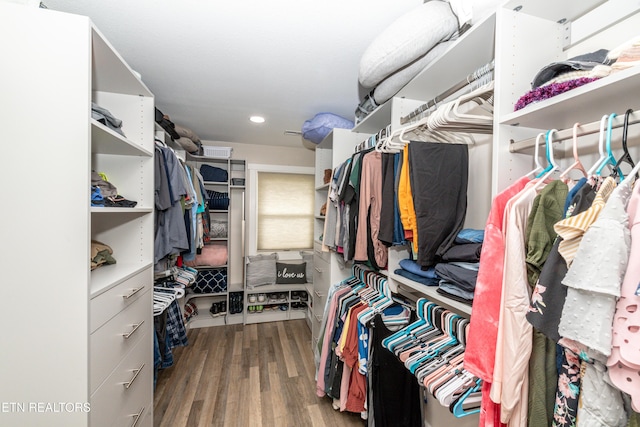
[373,41,455,105]
[246,253,278,287]
[358,1,459,89]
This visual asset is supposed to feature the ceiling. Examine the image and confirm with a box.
[44,0,424,150]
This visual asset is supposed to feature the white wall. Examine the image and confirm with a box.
[202,140,315,167]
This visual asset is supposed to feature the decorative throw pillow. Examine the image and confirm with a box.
[246,253,278,287]
[276,262,307,284]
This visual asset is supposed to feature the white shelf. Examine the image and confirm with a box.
[397,13,496,102]
[90,262,153,298]
[315,183,330,191]
[91,119,153,157]
[90,26,152,97]
[91,207,153,214]
[245,283,310,293]
[389,273,472,316]
[186,292,227,299]
[352,13,496,134]
[502,0,606,22]
[500,66,640,130]
[353,102,392,134]
[245,310,289,324]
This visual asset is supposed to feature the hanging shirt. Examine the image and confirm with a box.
[465,176,529,427]
[464,176,530,381]
[398,145,418,252]
[608,178,640,411]
[554,177,616,265]
[491,182,542,426]
[558,180,631,356]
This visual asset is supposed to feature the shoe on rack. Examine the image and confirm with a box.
[248,294,257,303]
[209,302,220,317]
[220,301,227,316]
[299,292,308,302]
[258,293,266,303]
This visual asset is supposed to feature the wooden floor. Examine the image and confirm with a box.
[153,319,366,427]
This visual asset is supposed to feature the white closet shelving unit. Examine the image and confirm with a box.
[184,155,247,327]
[311,128,373,348]
[494,0,640,188]
[314,1,640,425]
[1,3,154,427]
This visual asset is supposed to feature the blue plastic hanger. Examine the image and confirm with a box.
[535,129,556,179]
[451,379,482,417]
[595,113,618,177]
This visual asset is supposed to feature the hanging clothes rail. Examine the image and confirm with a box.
[399,60,495,125]
[509,109,640,152]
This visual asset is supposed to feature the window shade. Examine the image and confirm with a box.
[257,172,314,250]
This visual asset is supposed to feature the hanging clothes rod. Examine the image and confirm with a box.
[399,60,495,125]
[509,110,640,152]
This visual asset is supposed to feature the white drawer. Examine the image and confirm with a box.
[90,289,151,393]
[110,398,152,427]
[314,241,330,263]
[90,332,152,427]
[91,268,151,333]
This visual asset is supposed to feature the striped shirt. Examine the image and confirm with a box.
[554,176,616,265]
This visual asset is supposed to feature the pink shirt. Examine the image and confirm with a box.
[464,176,530,380]
[354,151,387,268]
[491,183,541,426]
[608,178,640,411]
[316,286,351,397]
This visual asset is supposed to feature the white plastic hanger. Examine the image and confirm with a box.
[526,132,546,178]
[559,123,588,180]
[587,114,610,176]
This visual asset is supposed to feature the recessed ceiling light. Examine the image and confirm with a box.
[249,115,265,124]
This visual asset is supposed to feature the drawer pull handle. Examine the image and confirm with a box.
[122,363,145,389]
[122,320,145,339]
[314,250,322,256]
[314,314,322,322]
[130,407,145,427]
[314,290,324,298]
[122,287,144,299]
[314,267,323,273]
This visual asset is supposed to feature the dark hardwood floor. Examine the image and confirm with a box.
[153,319,366,427]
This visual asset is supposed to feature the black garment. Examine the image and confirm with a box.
[434,263,478,293]
[441,243,483,263]
[378,152,396,246]
[436,287,473,305]
[526,182,597,342]
[408,142,469,267]
[370,313,422,427]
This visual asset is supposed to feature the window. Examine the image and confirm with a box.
[256,172,314,250]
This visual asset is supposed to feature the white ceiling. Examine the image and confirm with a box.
[44,0,424,149]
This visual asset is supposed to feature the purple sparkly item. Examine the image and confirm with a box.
[514,77,600,111]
